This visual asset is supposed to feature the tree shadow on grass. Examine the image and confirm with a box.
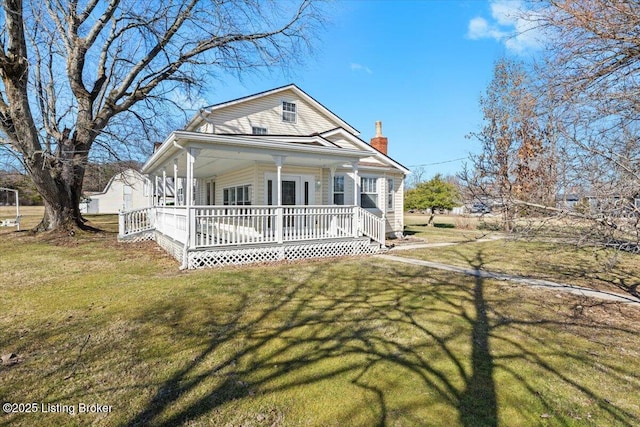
[511,243,640,301]
[37,255,640,427]
[458,252,497,427]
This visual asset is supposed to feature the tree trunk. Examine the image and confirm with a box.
[34,182,85,231]
[24,142,89,232]
[502,205,514,233]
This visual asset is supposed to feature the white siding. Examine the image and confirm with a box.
[87,170,150,214]
[323,135,387,168]
[329,169,356,206]
[384,172,405,236]
[212,167,256,205]
[195,178,207,205]
[254,163,322,204]
[202,89,339,136]
[324,135,361,150]
[198,165,404,234]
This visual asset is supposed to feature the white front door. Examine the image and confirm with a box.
[264,173,315,205]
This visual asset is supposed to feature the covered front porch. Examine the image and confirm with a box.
[119,204,384,268]
[118,131,387,268]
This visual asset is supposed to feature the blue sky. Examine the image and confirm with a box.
[195,0,540,179]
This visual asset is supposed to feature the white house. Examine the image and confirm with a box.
[118,84,410,268]
[82,169,153,214]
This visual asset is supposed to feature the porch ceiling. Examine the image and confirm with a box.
[192,148,351,178]
[144,131,371,178]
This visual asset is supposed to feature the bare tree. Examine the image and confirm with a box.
[0,0,323,231]
[528,0,640,251]
[407,166,426,189]
[463,58,556,232]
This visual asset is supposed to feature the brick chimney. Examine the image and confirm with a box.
[370,121,388,155]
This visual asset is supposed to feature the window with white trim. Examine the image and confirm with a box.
[387,178,394,211]
[223,185,251,206]
[282,101,297,123]
[252,126,267,135]
[333,175,345,205]
[360,177,378,208]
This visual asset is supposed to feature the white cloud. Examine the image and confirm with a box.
[490,0,520,26]
[467,16,506,41]
[169,88,207,112]
[350,63,373,74]
[467,0,544,54]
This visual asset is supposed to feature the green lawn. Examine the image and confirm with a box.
[403,213,496,243]
[1,218,639,426]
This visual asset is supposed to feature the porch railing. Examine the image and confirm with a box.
[118,207,155,237]
[155,206,188,244]
[191,205,356,248]
[282,206,354,242]
[357,207,386,246]
[120,205,385,248]
[193,206,277,247]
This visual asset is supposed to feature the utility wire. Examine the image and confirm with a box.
[408,157,468,168]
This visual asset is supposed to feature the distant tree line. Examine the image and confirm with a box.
[0,171,42,205]
[0,160,142,206]
[82,161,142,193]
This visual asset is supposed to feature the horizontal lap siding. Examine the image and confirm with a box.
[331,169,355,206]
[205,90,338,136]
[322,168,330,205]
[254,163,323,205]
[325,135,359,150]
[385,173,405,235]
[91,171,149,213]
[213,167,257,205]
[195,179,206,205]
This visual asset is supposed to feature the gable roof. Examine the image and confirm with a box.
[88,169,146,196]
[186,84,360,135]
[319,128,410,174]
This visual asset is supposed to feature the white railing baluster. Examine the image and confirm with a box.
[355,207,385,246]
[119,207,156,238]
[154,205,374,248]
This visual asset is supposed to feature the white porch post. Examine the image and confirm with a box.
[149,175,156,206]
[179,147,198,270]
[274,155,284,244]
[352,162,360,207]
[382,174,387,242]
[151,175,156,206]
[352,162,360,238]
[173,159,179,243]
[329,165,336,205]
[329,166,337,235]
[173,159,179,205]
[186,148,199,250]
[162,169,167,206]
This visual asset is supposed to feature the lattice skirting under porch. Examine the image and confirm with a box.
[117,230,155,243]
[155,232,185,262]
[187,238,380,269]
